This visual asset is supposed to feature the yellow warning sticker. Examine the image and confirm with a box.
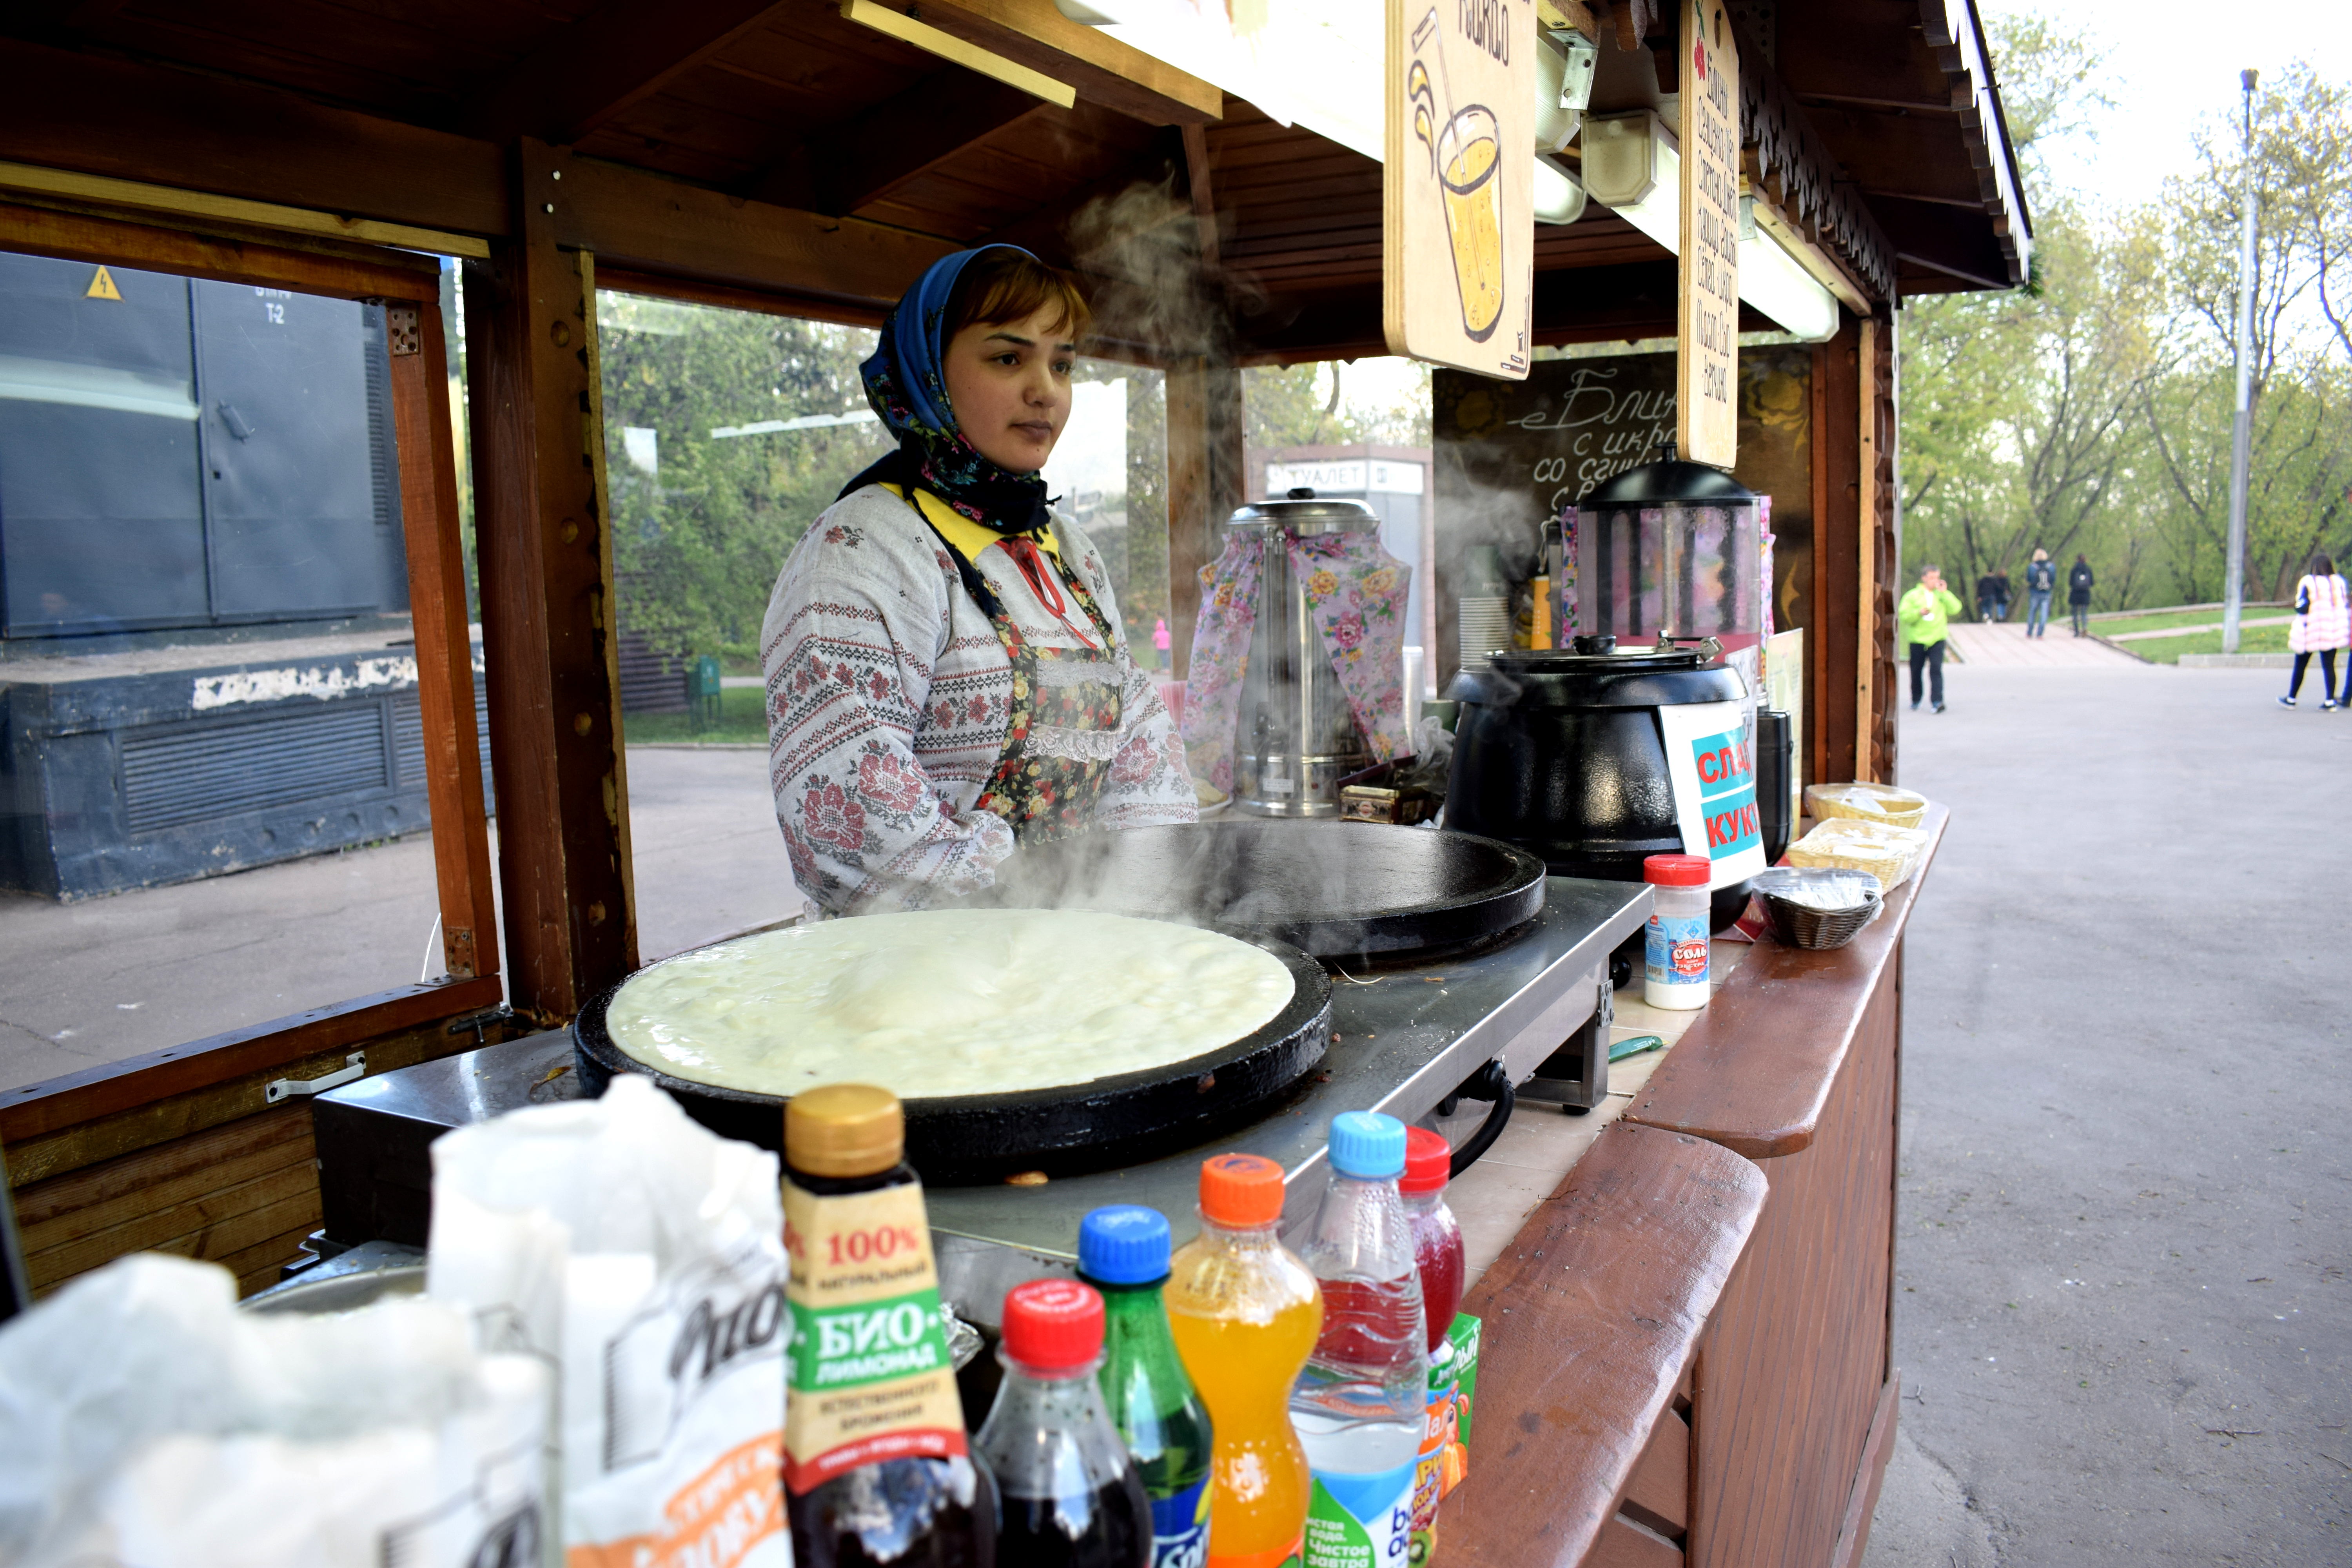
[86,265,121,301]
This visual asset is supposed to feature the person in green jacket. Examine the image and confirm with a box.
[1898,566,1964,713]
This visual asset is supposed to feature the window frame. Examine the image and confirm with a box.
[0,196,503,1149]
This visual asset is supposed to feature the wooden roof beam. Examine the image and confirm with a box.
[540,144,956,313]
[465,0,794,146]
[0,36,509,239]
[745,72,1053,216]
[915,0,1223,125]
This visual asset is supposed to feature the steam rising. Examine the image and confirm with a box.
[980,820,1500,962]
[1064,178,1262,363]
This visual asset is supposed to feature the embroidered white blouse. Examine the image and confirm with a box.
[759,483,1195,914]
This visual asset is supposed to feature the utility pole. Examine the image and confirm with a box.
[2223,68,2259,653]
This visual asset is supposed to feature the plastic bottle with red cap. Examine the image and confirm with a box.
[1164,1153,1323,1568]
[1401,1127,1467,1564]
[975,1277,1153,1568]
[1399,1128,1464,1356]
[1643,851,1714,1010]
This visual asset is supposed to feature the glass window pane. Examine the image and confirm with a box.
[597,291,883,956]
[0,252,479,1093]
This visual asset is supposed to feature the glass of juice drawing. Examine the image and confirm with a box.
[1436,104,1504,342]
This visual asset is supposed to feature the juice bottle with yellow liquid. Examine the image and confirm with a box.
[1165,1153,1323,1568]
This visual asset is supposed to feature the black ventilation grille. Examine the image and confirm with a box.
[122,703,392,833]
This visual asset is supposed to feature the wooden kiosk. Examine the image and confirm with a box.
[0,2,2026,1563]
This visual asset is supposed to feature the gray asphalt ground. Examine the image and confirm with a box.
[1863,663,2351,1565]
[0,745,802,1091]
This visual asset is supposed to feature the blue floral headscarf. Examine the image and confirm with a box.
[839,245,1055,537]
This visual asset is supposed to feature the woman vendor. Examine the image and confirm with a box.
[761,246,1195,913]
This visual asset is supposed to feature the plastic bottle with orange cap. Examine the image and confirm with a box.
[1163,1151,1323,1568]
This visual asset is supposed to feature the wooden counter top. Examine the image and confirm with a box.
[1435,1122,1766,1565]
[1430,810,1946,1567]
[1625,806,1947,1159]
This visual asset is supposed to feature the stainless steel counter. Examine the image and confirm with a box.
[310,877,1649,1326]
[928,877,1647,1322]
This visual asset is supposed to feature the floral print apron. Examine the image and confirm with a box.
[901,487,1126,842]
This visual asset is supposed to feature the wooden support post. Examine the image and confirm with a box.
[465,140,637,1022]
[387,296,497,982]
[1855,318,1879,784]
[1810,314,1863,786]
[1864,315,1899,784]
[1164,356,1242,680]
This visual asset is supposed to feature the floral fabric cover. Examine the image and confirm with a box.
[1181,528,1413,794]
[761,485,1195,914]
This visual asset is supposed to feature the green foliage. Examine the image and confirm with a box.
[593,292,1177,665]
[1242,360,1432,450]
[1898,20,2352,611]
[620,683,771,745]
[597,294,889,662]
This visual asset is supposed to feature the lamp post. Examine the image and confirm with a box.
[2223,68,2259,653]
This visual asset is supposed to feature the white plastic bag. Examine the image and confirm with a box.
[427,1073,791,1568]
[0,1252,548,1568]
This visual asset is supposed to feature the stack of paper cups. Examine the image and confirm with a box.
[1457,597,1513,672]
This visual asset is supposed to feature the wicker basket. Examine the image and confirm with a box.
[1752,868,1883,950]
[1804,781,1930,830]
[1785,818,1927,892]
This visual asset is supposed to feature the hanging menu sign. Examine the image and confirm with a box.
[1385,0,1535,380]
[1678,0,1739,466]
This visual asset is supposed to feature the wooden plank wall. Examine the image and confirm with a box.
[15,1107,322,1301]
[1684,963,1902,1565]
[4,1011,518,1301]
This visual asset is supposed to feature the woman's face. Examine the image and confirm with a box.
[943,303,1076,473]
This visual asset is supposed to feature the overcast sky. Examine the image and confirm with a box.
[1981,0,2352,211]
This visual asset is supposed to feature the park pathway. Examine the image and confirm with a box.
[1860,662,2350,1565]
[1943,619,2143,668]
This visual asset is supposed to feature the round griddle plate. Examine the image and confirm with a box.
[979,820,1548,959]
[572,924,1331,1186]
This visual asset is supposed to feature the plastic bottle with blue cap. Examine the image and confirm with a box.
[1080,1205,1215,1568]
[1291,1111,1428,1568]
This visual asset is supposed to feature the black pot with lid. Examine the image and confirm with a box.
[1447,632,1764,936]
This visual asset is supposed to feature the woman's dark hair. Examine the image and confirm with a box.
[944,249,1092,343]
[2312,552,2336,577]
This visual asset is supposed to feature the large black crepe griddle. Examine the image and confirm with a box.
[978,820,1548,961]
[572,926,1331,1186]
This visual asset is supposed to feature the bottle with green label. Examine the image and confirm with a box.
[783,1083,998,1568]
[1080,1205,1214,1568]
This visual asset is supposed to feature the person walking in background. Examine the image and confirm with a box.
[2067,554,2095,637]
[1976,568,2002,624]
[1992,567,2013,622]
[2282,552,2349,710]
[1899,566,1963,714]
[2024,549,2056,637]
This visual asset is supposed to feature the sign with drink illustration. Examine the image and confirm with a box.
[1384,0,1534,379]
[1679,0,1740,465]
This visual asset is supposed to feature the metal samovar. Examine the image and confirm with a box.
[1230,493,1377,817]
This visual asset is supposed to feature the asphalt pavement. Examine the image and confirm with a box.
[1862,663,2351,1564]
[0,745,802,1091]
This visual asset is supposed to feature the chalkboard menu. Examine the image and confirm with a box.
[1431,345,1814,685]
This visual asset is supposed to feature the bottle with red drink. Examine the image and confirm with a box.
[1400,1127,1465,1353]
[1290,1111,1426,1568]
